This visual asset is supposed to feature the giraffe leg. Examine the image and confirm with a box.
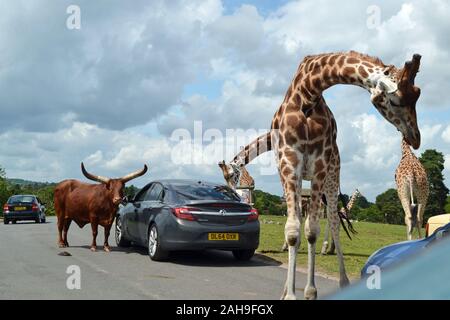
[398,185,413,240]
[416,199,427,238]
[304,176,324,300]
[280,156,302,300]
[324,161,349,288]
[320,222,330,255]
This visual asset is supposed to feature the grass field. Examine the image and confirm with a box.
[257,215,424,279]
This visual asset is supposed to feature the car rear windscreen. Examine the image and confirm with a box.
[172,184,240,202]
[8,195,35,204]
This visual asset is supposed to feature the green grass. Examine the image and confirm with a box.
[257,215,424,279]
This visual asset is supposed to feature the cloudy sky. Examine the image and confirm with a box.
[1,0,449,201]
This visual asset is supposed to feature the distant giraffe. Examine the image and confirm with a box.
[321,189,360,255]
[395,138,429,240]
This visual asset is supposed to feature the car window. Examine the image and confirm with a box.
[8,195,35,204]
[145,184,164,201]
[172,184,240,202]
[134,184,152,202]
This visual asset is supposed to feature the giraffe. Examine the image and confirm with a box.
[395,138,429,240]
[223,51,422,300]
[321,189,360,255]
[219,160,254,189]
[219,155,255,204]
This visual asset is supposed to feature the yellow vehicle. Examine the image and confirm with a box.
[425,213,450,237]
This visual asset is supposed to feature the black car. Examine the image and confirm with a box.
[116,179,260,261]
[3,195,46,224]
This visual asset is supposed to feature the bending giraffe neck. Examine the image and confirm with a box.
[287,51,394,106]
[231,132,271,167]
[239,166,254,187]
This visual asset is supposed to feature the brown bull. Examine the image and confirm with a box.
[54,163,148,252]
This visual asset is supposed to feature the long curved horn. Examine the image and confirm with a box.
[81,162,110,184]
[120,164,148,183]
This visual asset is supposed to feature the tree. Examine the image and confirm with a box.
[375,188,404,225]
[354,194,372,209]
[0,166,9,213]
[419,149,449,220]
[357,205,384,223]
[445,196,450,213]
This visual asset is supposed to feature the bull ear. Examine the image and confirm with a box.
[105,181,112,190]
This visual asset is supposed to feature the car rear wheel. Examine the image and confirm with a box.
[35,218,40,223]
[12,220,16,224]
[115,217,131,247]
[232,249,255,261]
[41,217,46,223]
[3,219,8,225]
[148,224,168,261]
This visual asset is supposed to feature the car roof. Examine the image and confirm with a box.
[9,194,37,198]
[149,179,227,188]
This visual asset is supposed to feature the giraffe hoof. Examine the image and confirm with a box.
[282,294,297,300]
[339,277,350,288]
[304,286,317,300]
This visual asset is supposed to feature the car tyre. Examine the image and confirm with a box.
[35,218,40,223]
[148,224,168,261]
[12,220,16,224]
[115,217,131,247]
[232,249,255,261]
[3,219,8,225]
[41,217,46,223]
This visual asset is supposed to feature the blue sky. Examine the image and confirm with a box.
[0,0,449,202]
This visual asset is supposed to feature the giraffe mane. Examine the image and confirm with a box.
[302,51,387,68]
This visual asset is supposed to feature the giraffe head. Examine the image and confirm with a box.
[218,160,241,189]
[369,54,422,149]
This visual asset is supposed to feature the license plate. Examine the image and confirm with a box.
[14,206,27,211]
[208,233,239,241]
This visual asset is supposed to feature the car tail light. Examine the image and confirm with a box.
[425,223,429,237]
[32,203,39,212]
[248,208,259,221]
[3,204,9,214]
[172,207,196,221]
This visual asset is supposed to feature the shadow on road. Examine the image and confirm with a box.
[70,244,282,268]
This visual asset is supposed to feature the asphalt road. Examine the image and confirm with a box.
[0,217,339,300]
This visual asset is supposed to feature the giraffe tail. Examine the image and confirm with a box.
[408,178,418,226]
[322,193,357,240]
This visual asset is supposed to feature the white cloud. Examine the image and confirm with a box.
[442,125,450,143]
[1,0,450,202]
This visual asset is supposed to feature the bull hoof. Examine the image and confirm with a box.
[58,243,66,248]
[103,246,111,252]
[90,246,97,252]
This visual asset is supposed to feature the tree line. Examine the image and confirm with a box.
[1,148,449,224]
